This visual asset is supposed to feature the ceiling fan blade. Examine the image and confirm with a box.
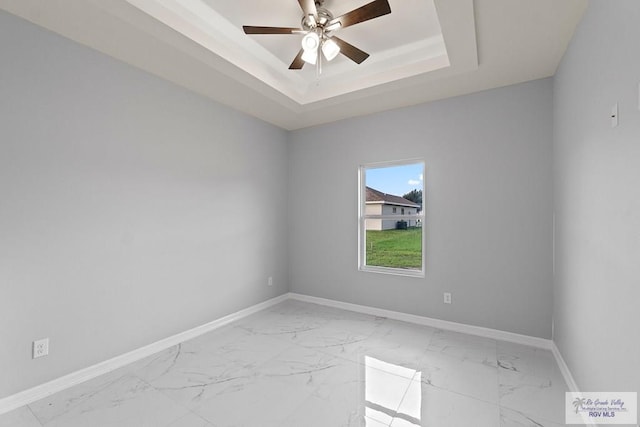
[332,37,370,64]
[328,0,391,30]
[298,0,317,17]
[243,26,304,35]
[289,49,306,70]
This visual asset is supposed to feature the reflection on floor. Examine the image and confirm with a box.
[0,300,568,426]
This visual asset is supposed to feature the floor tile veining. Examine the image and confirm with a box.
[0,300,568,426]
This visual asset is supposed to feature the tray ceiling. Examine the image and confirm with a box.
[0,0,588,129]
[125,0,460,104]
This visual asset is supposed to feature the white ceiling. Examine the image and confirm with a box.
[0,0,588,130]
[123,0,460,104]
[127,0,459,103]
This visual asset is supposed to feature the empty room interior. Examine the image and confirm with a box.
[0,0,638,426]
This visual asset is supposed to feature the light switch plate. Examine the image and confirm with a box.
[611,103,619,128]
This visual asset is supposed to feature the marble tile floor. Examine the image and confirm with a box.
[0,300,569,426]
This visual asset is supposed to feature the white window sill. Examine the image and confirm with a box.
[359,265,425,278]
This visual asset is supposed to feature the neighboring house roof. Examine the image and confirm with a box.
[366,187,420,208]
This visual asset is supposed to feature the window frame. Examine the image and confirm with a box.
[358,159,425,278]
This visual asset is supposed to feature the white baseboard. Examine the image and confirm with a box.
[551,341,580,392]
[290,293,594,425]
[552,343,599,427]
[288,293,553,350]
[0,293,289,416]
[1,291,583,419]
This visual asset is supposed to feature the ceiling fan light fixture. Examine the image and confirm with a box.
[243,0,391,71]
[301,48,318,65]
[322,38,340,61]
[301,31,320,52]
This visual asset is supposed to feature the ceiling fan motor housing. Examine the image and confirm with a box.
[302,6,334,31]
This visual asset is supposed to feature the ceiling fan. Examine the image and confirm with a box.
[243,0,392,71]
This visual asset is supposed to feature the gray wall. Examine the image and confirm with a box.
[289,78,554,339]
[553,0,640,397]
[11,0,637,403]
[0,11,289,398]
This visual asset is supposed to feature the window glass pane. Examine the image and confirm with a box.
[365,219,423,270]
[361,161,424,273]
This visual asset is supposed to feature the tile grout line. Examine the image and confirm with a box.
[26,405,43,427]
[5,297,570,427]
[1,293,582,420]
[0,294,290,415]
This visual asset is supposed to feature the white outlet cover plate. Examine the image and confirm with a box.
[33,338,49,359]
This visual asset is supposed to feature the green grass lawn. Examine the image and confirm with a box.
[366,227,422,269]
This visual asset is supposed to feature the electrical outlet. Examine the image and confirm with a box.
[267,276,273,286]
[33,338,49,359]
[443,293,452,304]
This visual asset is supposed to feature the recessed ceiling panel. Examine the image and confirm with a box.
[125,0,459,104]
[0,0,588,129]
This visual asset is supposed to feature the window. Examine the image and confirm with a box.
[359,160,424,276]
